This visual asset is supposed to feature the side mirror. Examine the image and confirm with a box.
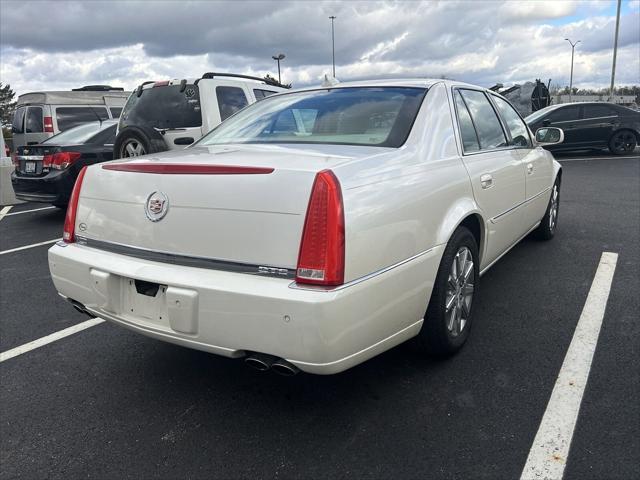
[542,119,551,127]
[173,137,194,146]
[535,127,564,146]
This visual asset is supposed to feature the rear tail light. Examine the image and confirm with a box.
[11,153,19,167]
[44,116,54,133]
[63,166,88,243]
[296,170,345,286]
[50,151,81,170]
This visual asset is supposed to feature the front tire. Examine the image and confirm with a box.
[533,179,560,241]
[416,226,479,356]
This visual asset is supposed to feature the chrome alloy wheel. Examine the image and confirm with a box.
[121,139,146,157]
[549,183,559,232]
[445,246,474,337]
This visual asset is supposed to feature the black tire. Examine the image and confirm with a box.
[608,130,638,155]
[416,226,479,357]
[533,178,560,241]
[113,126,168,159]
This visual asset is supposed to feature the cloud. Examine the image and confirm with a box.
[0,0,638,95]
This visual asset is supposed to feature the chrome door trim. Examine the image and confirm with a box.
[74,236,295,279]
[479,221,541,276]
[490,187,550,223]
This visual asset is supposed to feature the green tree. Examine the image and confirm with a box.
[0,83,17,126]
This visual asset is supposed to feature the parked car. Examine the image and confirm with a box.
[12,120,117,207]
[114,73,288,158]
[49,79,563,375]
[525,102,639,155]
[11,85,129,152]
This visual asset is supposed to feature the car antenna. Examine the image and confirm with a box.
[88,106,104,127]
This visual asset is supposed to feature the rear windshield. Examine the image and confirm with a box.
[56,107,109,131]
[197,87,426,148]
[120,84,202,129]
[42,120,117,145]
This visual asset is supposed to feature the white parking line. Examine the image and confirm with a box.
[0,318,105,363]
[5,206,56,216]
[558,155,639,162]
[520,252,618,480]
[0,206,12,221]
[0,238,61,255]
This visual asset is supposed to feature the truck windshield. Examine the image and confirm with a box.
[196,87,427,148]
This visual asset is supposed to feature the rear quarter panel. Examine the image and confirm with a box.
[335,82,478,282]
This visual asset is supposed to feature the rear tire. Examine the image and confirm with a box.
[114,126,168,159]
[608,130,638,155]
[533,179,560,241]
[416,226,479,357]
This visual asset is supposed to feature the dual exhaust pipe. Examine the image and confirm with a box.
[245,352,300,376]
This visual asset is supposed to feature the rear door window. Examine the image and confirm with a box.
[217,86,249,121]
[454,91,480,153]
[12,107,26,134]
[55,107,109,131]
[120,84,202,129]
[459,89,507,150]
[253,89,277,100]
[25,106,43,133]
[583,104,617,119]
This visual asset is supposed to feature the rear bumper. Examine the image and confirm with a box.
[48,242,443,374]
[11,169,75,205]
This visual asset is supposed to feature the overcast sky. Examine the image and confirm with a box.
[1,0,638,96]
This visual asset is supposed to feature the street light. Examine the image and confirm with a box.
[272,53,285,84]
[564,38,580,102]
[329,15,336,77]
[609,0,622,101]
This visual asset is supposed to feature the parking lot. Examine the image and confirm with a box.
[0,151,638,479]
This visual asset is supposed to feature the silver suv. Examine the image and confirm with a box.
[11,85,129,152]
[114,73,288,158]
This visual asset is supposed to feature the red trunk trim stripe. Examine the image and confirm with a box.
[102,164,274,174]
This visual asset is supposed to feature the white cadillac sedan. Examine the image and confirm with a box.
[49,79,563,375]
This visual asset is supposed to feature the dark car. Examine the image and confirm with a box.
[525,102,639,155]
[11,120,117,207]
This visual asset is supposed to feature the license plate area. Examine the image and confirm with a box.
[123,278,169,326]
[25,161,36,173]
[121,277,199,334]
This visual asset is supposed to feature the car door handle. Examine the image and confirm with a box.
[480,174,493,189]
[527,163,534,174]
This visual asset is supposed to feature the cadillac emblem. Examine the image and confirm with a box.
[145,191,169,222]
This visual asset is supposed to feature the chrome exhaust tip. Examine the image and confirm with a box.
[271,359,300,376]
[245,353,277,372]
[68,298,92,318]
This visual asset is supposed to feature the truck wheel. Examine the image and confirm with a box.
[114,127,167,159]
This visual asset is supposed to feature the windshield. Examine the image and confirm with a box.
[42,120,117,145]
[196,87,427,148]
[525,104,562,123]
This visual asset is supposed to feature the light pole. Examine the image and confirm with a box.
[329,15,336,77]
[609,0,622,101]
[272,53,285,84]
[564,38,580,102]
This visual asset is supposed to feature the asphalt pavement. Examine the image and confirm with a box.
[1,151,638,479]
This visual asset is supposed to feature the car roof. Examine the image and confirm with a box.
[284,78,496,94]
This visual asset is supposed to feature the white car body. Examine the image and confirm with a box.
[49,79,561,374]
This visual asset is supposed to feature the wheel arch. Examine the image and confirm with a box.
[436,199,486,265]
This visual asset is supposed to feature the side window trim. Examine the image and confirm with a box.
[453,87,511,155]
[452,88,481,154]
